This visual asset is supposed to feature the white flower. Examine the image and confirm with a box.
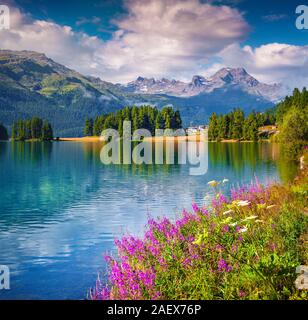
[222,178,229,184]
[242,215,258,221]
[207,180,219,187]
[236,200,250,207]
[203,194,211,200]
[223,209,234,215]
[266,205,277,210]
[229,222,238,227]
[256,219,264,223]
[239,227,248,233]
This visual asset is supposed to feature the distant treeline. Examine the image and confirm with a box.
[208,109,275,141]
[84,106,182,136]
[11,117,53,141]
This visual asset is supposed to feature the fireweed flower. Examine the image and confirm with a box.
[192,203,200,213]
[212,194,228,211]
[217,259,232,272]
[215,244,225,251]
[239,290,246,298]
[201,207,209,217]
[91,177,279,300]
[222,225,229,233]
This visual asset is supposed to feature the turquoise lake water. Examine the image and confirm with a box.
[0,141,297,299]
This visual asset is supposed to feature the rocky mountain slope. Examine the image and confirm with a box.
[120,67,282,102]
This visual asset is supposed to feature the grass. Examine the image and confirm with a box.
[91,163,308,300]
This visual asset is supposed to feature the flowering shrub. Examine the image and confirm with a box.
[91,171,308,300]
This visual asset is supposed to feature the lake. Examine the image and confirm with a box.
[0,141,297,299]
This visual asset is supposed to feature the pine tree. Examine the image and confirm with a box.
[208,113,218,141]
[0,124,9,140]
[93,116,105,136]
[25,120,32,140]
[164,114,171,129]
[231,109,244,139]
[18,120,26,141]
[11,121,17,140]
[31,117,43,139]
[42,120,53,140]
[84,117,93,136]
[217,115,227,140]
[155,112,164,130]
[174,110,182,129]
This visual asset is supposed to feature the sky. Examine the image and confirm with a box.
[0,0,307,88]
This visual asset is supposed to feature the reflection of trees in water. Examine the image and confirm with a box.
[0,142,8,160]
[82,141,298,181]
[276,156,299,184]
[209,142,274,171]
[10,141,53,164]
[208,142,297,182]
[81,141,187,176]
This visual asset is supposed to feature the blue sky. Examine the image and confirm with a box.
[1,0,308,87]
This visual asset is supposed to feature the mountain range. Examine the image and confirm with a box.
[0,50,285,136]
[120,68,282,102]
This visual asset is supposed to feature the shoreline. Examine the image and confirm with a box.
[58,135,207,142]
[57,136,270,143]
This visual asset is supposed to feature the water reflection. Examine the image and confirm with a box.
[0,141,297,299]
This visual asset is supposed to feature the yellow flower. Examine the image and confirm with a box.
[222,217,233,224]
[207,180,219,187]
[257,203,267,210]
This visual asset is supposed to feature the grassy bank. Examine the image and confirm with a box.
[91,158,308,300]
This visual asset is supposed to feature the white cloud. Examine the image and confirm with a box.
[98,0,250,82]
[0,7,104,77]
[0,1,249,82]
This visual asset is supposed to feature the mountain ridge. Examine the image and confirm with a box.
[120,67,282,102]
[0,49,284,136]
